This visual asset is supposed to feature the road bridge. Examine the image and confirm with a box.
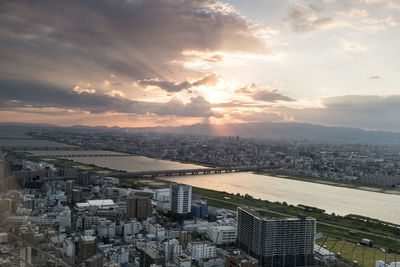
[109,166,264,178]
[37,166,267,182]
[2,146,85,151]
[24,153,133,158]
[0,137,41,140]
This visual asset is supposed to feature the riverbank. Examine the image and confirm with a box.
[62,152,400,196]
[255,171,400,195]
[122,176,400,252]
[20,135,400,195]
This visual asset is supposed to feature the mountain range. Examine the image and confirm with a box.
[2,122,400,145]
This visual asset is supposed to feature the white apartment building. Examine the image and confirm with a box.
[206,225,236,245]
[123,220,143,235]
[12,246,32,267]
[154,188,170,201]
[170,184,192,214]
[98,219,116,239]
[187,241,216,261]
[165,238,181,262]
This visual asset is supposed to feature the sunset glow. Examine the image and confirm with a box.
[1,0,400,130]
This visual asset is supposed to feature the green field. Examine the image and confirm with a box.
[317,238,399,266]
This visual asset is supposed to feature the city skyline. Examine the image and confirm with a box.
[1,0,400,131]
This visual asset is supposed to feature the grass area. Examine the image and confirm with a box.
[317,238,400,266]
[40,157,118,173]
[7,149,123,174]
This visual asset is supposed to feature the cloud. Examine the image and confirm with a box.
[224,109,288,123]
[136,79,192,93]
[73,86,96,94]
[234,84,257,94]
[252,89,296,102]
[287,7,334,32]
[386,1,400,10]
[234,84,295,103]
[0,80,213,117]
[359,15,399,32]
[321,95,399,108]
[340,39,367,52]
[286,1,399,34]
[209,94,400,132]
[339,8,369,18]
[107,90,126,98]
[192,74,220,87]
[278,94,400,131]
[136,74,220,92]
[356,0,400,10]
[0,0,268,88]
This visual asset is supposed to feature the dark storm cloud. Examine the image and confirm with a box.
[137,74,220,92]
[0,80,213,117]
[0,0,268,84]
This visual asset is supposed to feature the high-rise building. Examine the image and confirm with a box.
[79,235,97,263]
[12,246,32,267]
[78,171,91,186]
[85,253,103,267]
[170,183,192,215]
[72,189,82,203]
[126,196,153,219]
[237,207,315,267]
[65,180,73,195]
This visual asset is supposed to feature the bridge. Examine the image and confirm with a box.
[24,153,134,158]
[34,166,266,182]
[2,146,86,151]
[0,137,42,140]
[109,166,264,178]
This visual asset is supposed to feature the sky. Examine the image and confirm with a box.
[0,0,400,131]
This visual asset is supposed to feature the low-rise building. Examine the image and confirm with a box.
[187,241,216,261]
[206,225,236,245]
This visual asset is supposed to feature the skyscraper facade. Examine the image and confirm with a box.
[237,207,315,267]
[170,183,192,215]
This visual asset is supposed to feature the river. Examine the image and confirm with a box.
[17,147,400,225]
[59,155,400,224]
[58,153,206,172]
[164,172,400,225]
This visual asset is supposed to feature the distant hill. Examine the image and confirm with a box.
[126,122,400,145]
[2,122,400,144]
